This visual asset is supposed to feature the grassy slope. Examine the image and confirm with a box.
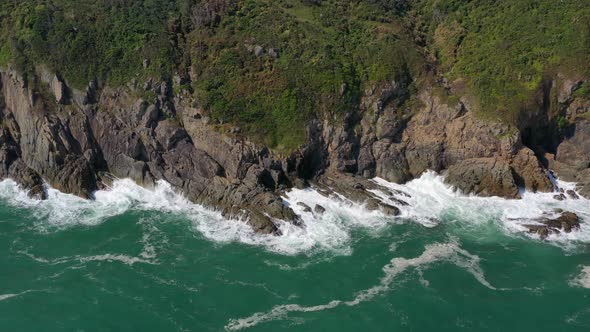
[0,0,589,149]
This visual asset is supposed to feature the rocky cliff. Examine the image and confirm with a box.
[1,66,588,233]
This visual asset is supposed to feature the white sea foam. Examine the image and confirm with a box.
[225,241,496,330]
[1,169,589,256]
[17,248,158,266]
[371,171,590,245]
[570,266,590,289]
[0,289,43,302]
[0,177,394,256]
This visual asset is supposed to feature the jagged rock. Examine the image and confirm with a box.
[446,158,520,198]
[51,75,66,104]
[550,119,590,198]
[525,212,581,239]
[314,204,326,215]
[365,198,400,216]
[6,159,46,199]
[511,148,554,193]
[566,190,580,199]
[292,178,308,189]
[554,194,566,201]
[388,196,409,206]
[297,202,312,212]
[247,210,279,235]
[1,64,588,235]
[142,105,160,128]
[155,120,190,151]
[52,155,98,199]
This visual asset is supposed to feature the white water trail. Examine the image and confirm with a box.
[225,241,496,331]
[0,289,44,302]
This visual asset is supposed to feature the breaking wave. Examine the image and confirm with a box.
[0,169,588,256]
[371,171,590,245]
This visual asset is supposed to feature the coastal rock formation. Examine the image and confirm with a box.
[315,86,556,199]
[0,65,588,233]
[525,212,581,240]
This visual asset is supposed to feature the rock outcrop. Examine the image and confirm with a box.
[0,65,588,233]
[315,86,556,199]
[525,212,581,239]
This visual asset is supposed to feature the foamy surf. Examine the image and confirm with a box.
[0,169,589,256]
[225,240,496,331]
[570,266,590,289]
[0,177,399,256]
[371,171,590,245]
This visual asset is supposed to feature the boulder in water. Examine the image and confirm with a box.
[566,190,580,200]
[314,204,326,215]
[525,212,581,239]
[365,198,400,216]
[297,202,312,213]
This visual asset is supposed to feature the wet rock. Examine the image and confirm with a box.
[247,211,280,235]
[314,204,326,215]
[388,196,409,206]
[445,158,520,198]
[511,148,554,193]
[365,198,400,216]
[553,194,566,201]
[297,202,312,213]
[525,212,581,239]
[566,190,580,199]
[379,203,400,216]
[292,178,308,189]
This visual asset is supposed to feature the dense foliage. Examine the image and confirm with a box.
[1,0,589,149]
[413,0,590,119]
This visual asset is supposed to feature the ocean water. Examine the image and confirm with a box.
[1,172,589,331]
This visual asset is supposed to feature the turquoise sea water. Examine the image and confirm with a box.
[1,173,589,331]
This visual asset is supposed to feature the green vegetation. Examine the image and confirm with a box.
[189,0,422,150]
[574,82,590,100]
[0,0,589,149]
[412,0,590,120]
[0,0,185,88]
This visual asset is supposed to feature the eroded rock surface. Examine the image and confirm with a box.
[525,212,581,239]
[0,66,588,234]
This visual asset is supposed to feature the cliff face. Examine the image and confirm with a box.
[0,66,588,233]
